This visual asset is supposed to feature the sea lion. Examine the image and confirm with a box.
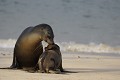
[10,24,54,70]
[38,44,63,74]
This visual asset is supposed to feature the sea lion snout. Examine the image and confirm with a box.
[46,38,54,45]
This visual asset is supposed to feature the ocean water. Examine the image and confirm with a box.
[0,0,120,54]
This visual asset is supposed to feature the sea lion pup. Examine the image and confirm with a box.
[38,44,63,74]
[10,24,54,70]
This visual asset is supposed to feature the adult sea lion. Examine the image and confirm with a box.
[10,24,54,69]
[38,44,63,73]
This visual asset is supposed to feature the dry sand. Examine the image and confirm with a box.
[0,49,120,80]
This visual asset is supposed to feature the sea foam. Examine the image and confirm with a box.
[0,39,16,48]
[57,42,120,54]
[0,39,120,54]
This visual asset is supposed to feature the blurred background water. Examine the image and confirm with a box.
[0,0,120,54]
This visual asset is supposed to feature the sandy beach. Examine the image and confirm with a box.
[0,49,120,80]
[0,0,120,80]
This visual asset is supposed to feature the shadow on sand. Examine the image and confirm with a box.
[62,68,120,74]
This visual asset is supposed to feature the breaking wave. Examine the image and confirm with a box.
[0,39,16,48]
[0,39,120,54]
[57,42,120,54]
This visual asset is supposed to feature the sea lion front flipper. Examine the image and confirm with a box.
[58,60,64,72]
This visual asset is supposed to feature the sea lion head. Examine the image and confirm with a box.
[45,44,60,51]
[41,24,54,45]
[35,24,54,45]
